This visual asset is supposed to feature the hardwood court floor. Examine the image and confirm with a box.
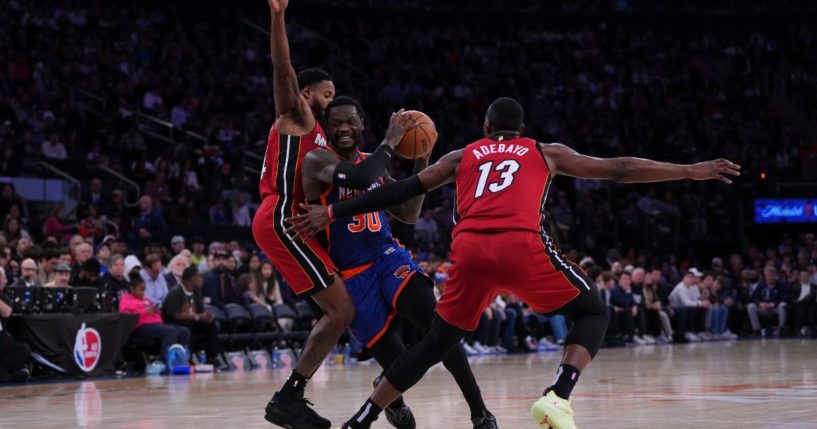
[1,339,816,428]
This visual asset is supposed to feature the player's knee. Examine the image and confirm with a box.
[427,317,466,355]
[317,296,355,327]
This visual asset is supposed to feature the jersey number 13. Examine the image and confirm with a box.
[474,160,520,198]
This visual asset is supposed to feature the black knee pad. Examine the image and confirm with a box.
[565,290,609,358]
[385,315,466,392]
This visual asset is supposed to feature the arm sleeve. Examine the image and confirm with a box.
[332,144,396,189]
[332,176,428,218]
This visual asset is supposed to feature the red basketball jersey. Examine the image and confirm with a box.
[452,136,551,237]
[259,122,328,203]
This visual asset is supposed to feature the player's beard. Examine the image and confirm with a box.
[309,100,325,124]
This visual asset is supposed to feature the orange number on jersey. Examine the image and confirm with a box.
[347,213,382,233]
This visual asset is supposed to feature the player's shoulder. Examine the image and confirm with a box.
[302,146,337,168]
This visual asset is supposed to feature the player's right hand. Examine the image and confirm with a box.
[284,203,333,242]
[689,158,741,183]
[268,0,289,14]
[383,108,412,149]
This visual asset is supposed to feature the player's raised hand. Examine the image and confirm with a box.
[268,0,289,15]
[383,109,413,149]
[689,158,741,184]
[284,203,333,241]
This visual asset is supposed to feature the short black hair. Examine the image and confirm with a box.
[42,247,60,260]
[297,68,332,90]
[128,271,144,288]
[326,95,364,119]
[486,97,524,132]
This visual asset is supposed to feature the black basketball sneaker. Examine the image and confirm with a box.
[264,391,331,429]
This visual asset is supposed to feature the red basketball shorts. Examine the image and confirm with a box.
[437,230,593,331]
[252,196,337,295]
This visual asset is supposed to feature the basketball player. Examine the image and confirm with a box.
[300,95,497,429]
[287,97,741,429]
[254,1,414,427]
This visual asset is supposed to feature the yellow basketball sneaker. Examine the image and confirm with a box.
[530,390,577,429]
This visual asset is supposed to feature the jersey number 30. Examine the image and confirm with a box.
[474,160,520,198]
[348,213,382,233]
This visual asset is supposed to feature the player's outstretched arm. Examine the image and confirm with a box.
[268,0,311,133]
[541,143,741,184]
[384,154,430,224]
[287,150,462,240]
[302,110,413,191]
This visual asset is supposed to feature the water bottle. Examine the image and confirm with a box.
[272,347,281,369]
[342,343,351,365]
[199,351,207,365]
[146,360,166,376]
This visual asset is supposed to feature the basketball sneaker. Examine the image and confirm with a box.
[373,375,416,429]
[265,391,331,429]
[471,411,499,429]
[530,391,577,429]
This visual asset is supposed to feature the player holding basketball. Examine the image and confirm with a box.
[287,97,741,429]
[300,95,497,429]
[254,1,414,428]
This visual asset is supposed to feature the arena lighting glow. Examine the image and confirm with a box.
[755,199,817,223]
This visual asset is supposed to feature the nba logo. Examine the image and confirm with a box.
[74,323,101,373]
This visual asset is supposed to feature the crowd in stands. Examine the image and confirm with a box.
[2,0,817,380]
[2,1,816,254]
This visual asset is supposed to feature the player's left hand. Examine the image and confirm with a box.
[268,0,289,15]
[284,203,333,241]
[689,158,741,183]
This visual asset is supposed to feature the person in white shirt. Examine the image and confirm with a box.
[669,268,708,342]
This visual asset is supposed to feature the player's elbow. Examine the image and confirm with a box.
[610,159,634,183]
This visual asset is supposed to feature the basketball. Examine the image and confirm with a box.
[395,110,438,159]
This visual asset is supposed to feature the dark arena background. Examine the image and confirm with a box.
[1,0,816,428]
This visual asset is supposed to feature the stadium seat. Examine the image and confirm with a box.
[224,303,253,333]
[250,303,276,332]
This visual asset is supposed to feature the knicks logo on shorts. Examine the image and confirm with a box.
[393,265,411,279]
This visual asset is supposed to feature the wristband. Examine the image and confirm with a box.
[327,204,335,221]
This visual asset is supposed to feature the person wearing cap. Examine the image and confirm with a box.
[44,262,72,287]
[668,268,708,342]
[170,235,186,255]
[162,266,219,365]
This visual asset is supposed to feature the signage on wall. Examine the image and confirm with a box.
[755,199,817,224]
